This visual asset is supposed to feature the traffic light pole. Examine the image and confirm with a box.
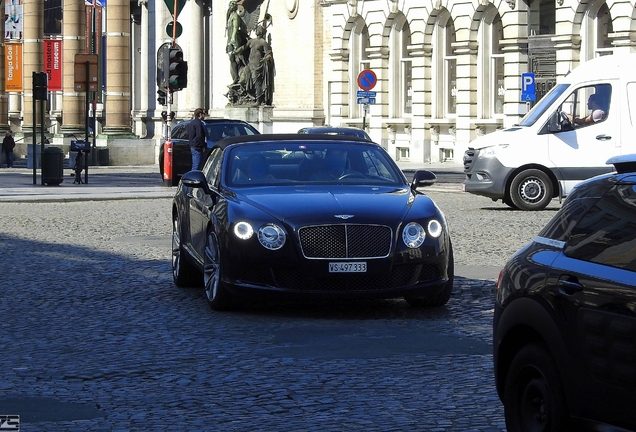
[32,76,37,185]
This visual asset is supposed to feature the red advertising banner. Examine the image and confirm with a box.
[4,42,22,92]
[44,39,63,91]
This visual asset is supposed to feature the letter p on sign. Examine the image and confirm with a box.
[522,73,535,94]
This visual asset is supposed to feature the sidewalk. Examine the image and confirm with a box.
[0,160,463,203]
[0,165,175,203]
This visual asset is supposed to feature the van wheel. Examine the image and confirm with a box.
[503,196,518,209]
[509,169,553,211]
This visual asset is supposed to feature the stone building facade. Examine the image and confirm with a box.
[1,0,633,164]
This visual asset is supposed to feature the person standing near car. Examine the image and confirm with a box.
[2,131,16,168]
[188,108,206,171]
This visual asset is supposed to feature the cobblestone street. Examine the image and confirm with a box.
[0,186,559,431]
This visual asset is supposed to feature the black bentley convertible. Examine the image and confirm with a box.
[171,134,454,311]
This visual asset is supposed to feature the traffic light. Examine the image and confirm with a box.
[157,88,166,105]
[33,71,48,101]
[161,111,176,121]
[166,48,187,92]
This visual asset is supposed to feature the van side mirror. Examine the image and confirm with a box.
[547,111,562,133]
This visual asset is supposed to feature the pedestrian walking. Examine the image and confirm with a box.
[2,131,16,168]
[188,108,207,171]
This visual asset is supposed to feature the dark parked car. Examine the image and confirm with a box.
[298,126,372,141]
[494,154,636,432]
[159,118,260,185]
[171,134,453,311]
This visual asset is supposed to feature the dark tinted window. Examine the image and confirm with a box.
[206,123,258,143]
[538,180,612,241]
[565,184,636,272]
[173,125,187,140]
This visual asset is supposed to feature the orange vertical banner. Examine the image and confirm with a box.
[5,42,23,92]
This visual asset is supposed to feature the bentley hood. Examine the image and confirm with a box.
[234,185,432,226]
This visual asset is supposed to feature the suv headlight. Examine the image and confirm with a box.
[479,144,509,158]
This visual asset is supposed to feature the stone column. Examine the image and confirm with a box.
[183,0,204,111]
[454,41,478,161]
[132,0,149,137]
[60,0,87,136]
[23,0,44,132]
[500,6,530,128]
[409,45,428,162]
[103,0,133,135]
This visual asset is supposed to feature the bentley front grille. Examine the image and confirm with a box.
[298,224,392,259]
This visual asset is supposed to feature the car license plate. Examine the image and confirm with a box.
[329,262,367,273]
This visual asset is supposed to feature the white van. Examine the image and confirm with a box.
[463,54,636,210]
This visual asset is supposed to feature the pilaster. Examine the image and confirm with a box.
[103,0,132,135]
[23,0,44,131]
[60,0,86,136]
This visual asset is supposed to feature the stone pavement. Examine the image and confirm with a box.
[0,160,464,203]
[0,165,174,203]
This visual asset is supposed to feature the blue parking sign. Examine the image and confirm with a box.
[521,73,536,102]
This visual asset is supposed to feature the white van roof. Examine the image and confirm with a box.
[563,53,636,84]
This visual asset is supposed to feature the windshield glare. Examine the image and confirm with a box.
[518,84,569,127]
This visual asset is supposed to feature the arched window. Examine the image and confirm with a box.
[349,21,370,119]
[477,10,504,118]
[529,0,555,36]
[582,2,613,60]
[432,11,456,117]
[389,15,412,118]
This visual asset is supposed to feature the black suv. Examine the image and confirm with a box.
[297,126,372,141]
[494,155,636,432]
[159,118,260,185]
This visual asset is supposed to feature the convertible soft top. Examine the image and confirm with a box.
[213,133,372,150]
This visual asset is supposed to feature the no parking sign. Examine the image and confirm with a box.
[357,69,377,91]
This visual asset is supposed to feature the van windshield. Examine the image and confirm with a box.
[517,84,569,127]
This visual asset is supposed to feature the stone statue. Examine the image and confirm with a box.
[231,25,275,106]
[225,2,275,107]
[226,0,249,86]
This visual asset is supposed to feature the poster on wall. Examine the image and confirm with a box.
[5,42,23,92]
[44,0,63,35]
[5,0,23,40]
[44,40,63,91]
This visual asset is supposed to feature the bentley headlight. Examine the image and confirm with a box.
[479,144,509,158]
[234,221,254,240]
[402,222,426,248]
[258,224,286,250]
[427,219,443,238]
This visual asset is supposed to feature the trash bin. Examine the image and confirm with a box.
[98,147,109,166]
[41,146,64,185]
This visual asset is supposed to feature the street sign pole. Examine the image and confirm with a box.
[357,70,377,136]
[363,105,367,130]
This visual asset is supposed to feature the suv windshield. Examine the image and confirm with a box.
[517,84,569,127]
